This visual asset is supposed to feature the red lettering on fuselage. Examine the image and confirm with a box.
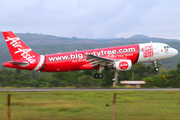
[141,45,153,58]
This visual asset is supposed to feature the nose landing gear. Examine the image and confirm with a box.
[154,60,159,72]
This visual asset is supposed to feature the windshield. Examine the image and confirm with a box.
[164,46,170,49]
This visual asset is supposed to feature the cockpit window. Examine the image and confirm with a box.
[164,46,169,49]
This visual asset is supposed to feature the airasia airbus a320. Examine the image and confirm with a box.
[2,31,178,79]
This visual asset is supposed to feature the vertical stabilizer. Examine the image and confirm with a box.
[2,31,45,71]
[2,31,38,63]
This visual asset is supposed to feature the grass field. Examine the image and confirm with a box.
[0,91,180,120]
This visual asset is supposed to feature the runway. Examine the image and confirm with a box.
[0,88,180,92]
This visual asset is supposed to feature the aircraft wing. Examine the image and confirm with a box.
[86,54,120,67]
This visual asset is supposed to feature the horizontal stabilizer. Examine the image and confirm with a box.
[9,61,29,67]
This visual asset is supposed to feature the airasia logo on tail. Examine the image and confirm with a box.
[5,37,36,64]
[119,61,129,70]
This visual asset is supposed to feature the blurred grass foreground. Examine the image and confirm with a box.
[0,91,180,120]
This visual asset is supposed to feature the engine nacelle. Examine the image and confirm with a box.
[113,60,132,71]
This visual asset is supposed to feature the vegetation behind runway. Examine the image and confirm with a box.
[0,62,169,88]
[0,91,180,120]
[1,62,180,88]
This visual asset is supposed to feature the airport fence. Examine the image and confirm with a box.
[0,91,180,120]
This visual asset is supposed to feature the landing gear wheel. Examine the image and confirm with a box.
[94,73,99,79]
[98,73,103,79]
[154,60,159,72]
[155,67,159,72]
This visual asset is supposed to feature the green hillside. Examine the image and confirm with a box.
[0,32,179,45]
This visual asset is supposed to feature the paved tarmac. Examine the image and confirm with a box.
[0,88,180,92]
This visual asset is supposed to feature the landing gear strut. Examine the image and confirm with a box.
[93,66,104,79]
[154,60,159,72]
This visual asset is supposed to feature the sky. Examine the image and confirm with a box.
[0,0,180,39]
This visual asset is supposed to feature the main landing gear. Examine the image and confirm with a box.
[154,60,159,72]
[94,66,104,79]
[95,69,119,86]
[94,73,103,79]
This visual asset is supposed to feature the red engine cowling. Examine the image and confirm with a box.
[113,60,132,71]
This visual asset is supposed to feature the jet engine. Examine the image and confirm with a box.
[113,60,132,71]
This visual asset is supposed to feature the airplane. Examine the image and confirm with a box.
[2,31,178,80]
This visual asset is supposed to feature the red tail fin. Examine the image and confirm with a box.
[3,31,38,63]
[3,31,45,71]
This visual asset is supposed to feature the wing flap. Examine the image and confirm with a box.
[86,54,123,67]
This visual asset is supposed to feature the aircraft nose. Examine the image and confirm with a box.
[171,48,178,56]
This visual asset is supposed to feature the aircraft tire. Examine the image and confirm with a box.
[94,73,99,79]
[98,73,103,79]
[155,67,159,72]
